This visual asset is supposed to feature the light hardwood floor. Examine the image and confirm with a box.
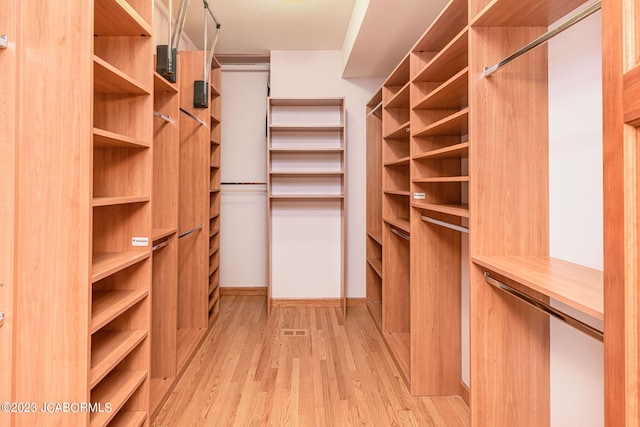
[153,296,470,426]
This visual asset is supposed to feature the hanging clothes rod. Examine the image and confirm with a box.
[153,111,172,122]
[180,108,207,126]
[179,224,203,239]
[390,226,410,241]
[483,272,603,342]
[152,239,169,252]
[483,0,601,77]
[366,101,383,117]
[419,214,469,234]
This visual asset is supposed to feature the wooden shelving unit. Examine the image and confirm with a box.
[267,98,347,316]
[208,57,222,324]
[89,1,153,425]
[366,89,384,332]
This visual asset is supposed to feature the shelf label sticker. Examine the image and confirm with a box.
[132,237,149,247]
[413,192,426,200]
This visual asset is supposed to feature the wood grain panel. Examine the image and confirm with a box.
[12,1,93,424]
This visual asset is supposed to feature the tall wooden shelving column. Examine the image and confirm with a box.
[150,71,180,418]
[468,0,603,425]
[90,0,154,425]
[267,98,347,316]
[177,50,210,372]
[365,89,383,331]
[602,0,640,424]
[408,0,468,396]
[209,58,222,323]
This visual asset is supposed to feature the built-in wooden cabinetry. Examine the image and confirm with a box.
[3,0,222,423]
[267,98,347,315]
[209,58,222,324]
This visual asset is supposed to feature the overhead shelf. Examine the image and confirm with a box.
[413,28,469,83]
[471,0,590,26]
[94,0,152,37]
[413,68,469,110]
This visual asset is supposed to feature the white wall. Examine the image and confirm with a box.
[548,10,604,427]
[270,50,384,298]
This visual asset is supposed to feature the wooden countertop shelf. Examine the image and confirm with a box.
[93,128,150,149]
[94,56,151,95]
[108,411,147,427]
[90,330,148,389]
[91,290,149,333]
[94,0,152,37]
[92,251,150,283]
[367,257,383,278]
[93,196,150,207]
[384,217,411,234]
[413,142,469,160]
[413,29,468,83]
[413,68,469,110]
[472,255,604,320]
[90,370,147,427]
[367,230,383,245]
[412,202,470,218]
[413,108,469,138]
[471,0,589,27]
[385,82,411,109]
[153,72,178,93]
[384,121,411,139]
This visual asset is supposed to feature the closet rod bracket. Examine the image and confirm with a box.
[0,34,8,49]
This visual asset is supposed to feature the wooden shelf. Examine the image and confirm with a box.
[91,290,149,334]
[384,331,410,382]
[270,125,343,132]
[152,228,177,241]
[150,377,175,416]
[413,176,469,183]
[211,114,221,124]
[92,252,150,283]
[93,128,150,149]
[413,108,469,138]
[384,190,411,196]
[270,171,344,176]
[94,56,150,95]
[210,84,221,97]
[384,121,411,139]
[93,196,150,207]
[210,213,220,220]
[210,189,220,193]
[384,54,410,87]
[384,217,411,234]
[108,411,147,427]
[208,292,219,311]
[367,230,383,245]
[209,279,219,295]
[412,0,468,53]
[91,330,148,389]
[270,98,344,107]
[385,82,411,109]
[210,164,220,169]
[209,246,220,257]
[413,142,470,160]
[210,229,220,238]
[413,68,469,110]
[384,156,411,167]
[90,370,147,427]
[471,0,589,27]
[94,0,152,36]
[367,257,383,278]
[269,147,344,153]
[412,202,470,218]
[472,256,604,320]
[154,72,178,93]
[209,263,219,277]
[270,194,344,200]
[414,28,469,83]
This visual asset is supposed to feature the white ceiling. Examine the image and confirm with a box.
[168,0,448,78]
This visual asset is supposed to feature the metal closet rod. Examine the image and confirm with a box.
[483,0,601,77]
[179,224,203,239]
[152,239,169,252]
[153,111,172,122]
[483,272,603,342]
[390,226,410,241]
[419,213,469,234]
[180,108,207,126]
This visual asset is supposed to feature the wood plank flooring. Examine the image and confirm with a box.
[153,296,470,426]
